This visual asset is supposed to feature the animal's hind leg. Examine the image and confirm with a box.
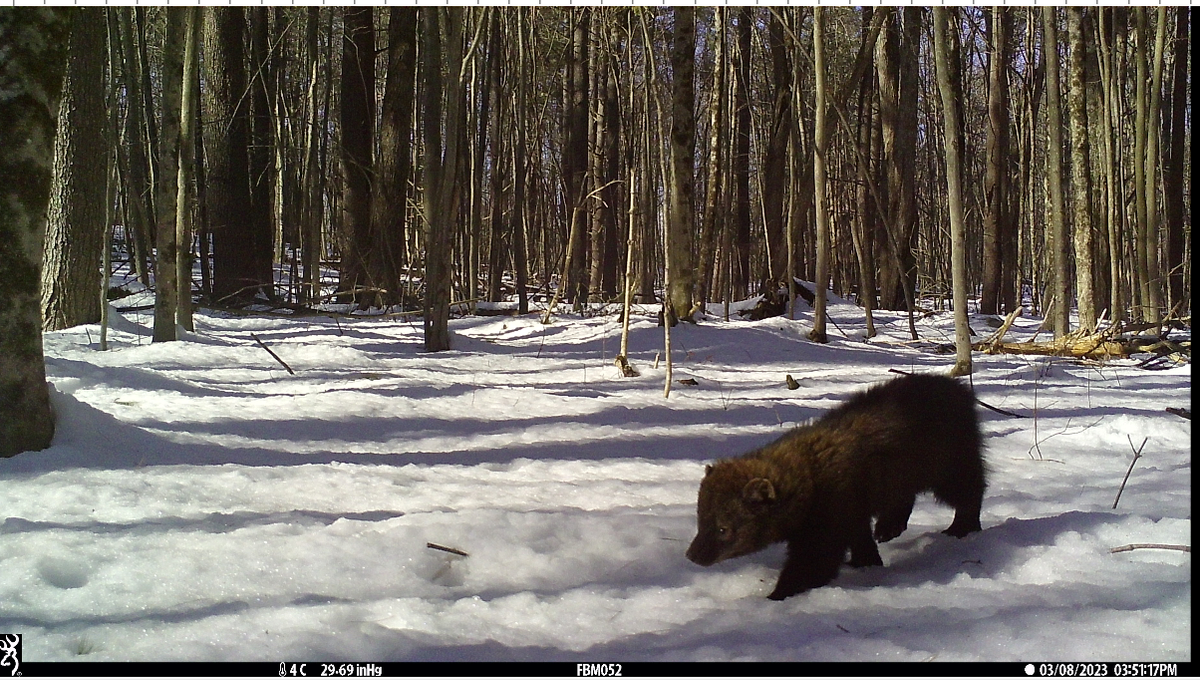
[936,456,985,538]
[848,518,883,567]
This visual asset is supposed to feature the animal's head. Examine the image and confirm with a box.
[686,460,791,566]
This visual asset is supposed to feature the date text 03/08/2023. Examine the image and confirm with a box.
[1026,663,1180,677]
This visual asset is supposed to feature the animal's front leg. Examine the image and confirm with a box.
[768,536,845,600]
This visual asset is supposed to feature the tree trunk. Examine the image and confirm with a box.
[1162,8,1188,313]
[41,8,107,332]
[933,8,972,376]
[422,8,466,351]
[374,8,417,308]
[1143,8,1167,319]
[176,7,200,332]
[589,13,620,303]
[1042,7,1070,337]
[809,7,830,344]
[1095,9,1124,322]
[248,7,276,300]
[153,8,186,341]
[0,8,69,456]
[301,7,322,305]
[762,12,792,282]
[339,7,375,304]
[1066,8,1096,331]
[565,9,591,305]
[851,8,877,338]
[118,8,152,287]
[512,8,530,314]
[697,9,726,307]
[203,7,257,303]
[732,8,752,299]
[875,8,920,318]
[666,6,697,323]
[981,8,1015,316]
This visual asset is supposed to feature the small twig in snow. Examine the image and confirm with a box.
[250,333,295,375]
[1112,436,1148,510]
[426,542,469,557]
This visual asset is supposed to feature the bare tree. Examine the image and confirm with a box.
[1042,8,1070,336]
[809,7,831,344]
[512,8,530,314]
[203,7,257,302]
[981,8,1015,316]
[1162,8,1188,313]
[175,7,200,332]
[422,8,467,351]
[666,6,697,324]
[932,8,972,376]
[1143,8,1168,319]
[732,8,752,298]
[373,8,418,308]
[153,8,186,342]
[41,9,107,332]
[0,8,69,456]
[1066,8,1096,331]
[340,7,375,304]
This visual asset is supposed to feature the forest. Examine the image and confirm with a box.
[0,6,1192,457]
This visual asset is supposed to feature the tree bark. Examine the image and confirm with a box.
[339,7,375,304]
[422,8,466,351]
[851,8,877,338]
[512,8,530,314]
[809,7,830,344]
[565,9,591,305]
[1142,8,1167,319]
[373,8,417,308]
[0,8,69,456]
[933,8,972,376]
[666,6,697,323]
[1162,8,1188,312]
[203,7,257,303]
[762,12,792,282]
[981,8,1015,316]
[301,7,322,306]
[41,8,107,332]
[153,8,186,341]
[1095,9,1124,322]
[1067,8,1096,331]
[1042,8,1071,337]
[875,8,920,316]
[248,8,276,300]
[697,9,726,307]
[117,8,152,287]
[176,7,200,333]
[732,8,752,299]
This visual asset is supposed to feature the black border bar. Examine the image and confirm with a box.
[18,661,1193,678]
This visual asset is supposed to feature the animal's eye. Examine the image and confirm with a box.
[716,526,731,539]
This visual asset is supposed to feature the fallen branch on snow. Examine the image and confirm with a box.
[250,333,295,375]
[1109,544,1190,554]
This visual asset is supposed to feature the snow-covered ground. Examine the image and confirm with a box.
[0,291,1190,663]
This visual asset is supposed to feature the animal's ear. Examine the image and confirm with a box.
[704,464,714,477]
[742,477,776,506]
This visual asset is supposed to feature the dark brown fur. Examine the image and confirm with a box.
[686,374,985,600]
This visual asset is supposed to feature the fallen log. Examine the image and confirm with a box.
[974,318,1190,361]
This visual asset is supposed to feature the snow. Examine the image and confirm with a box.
[0,292,1190,663]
